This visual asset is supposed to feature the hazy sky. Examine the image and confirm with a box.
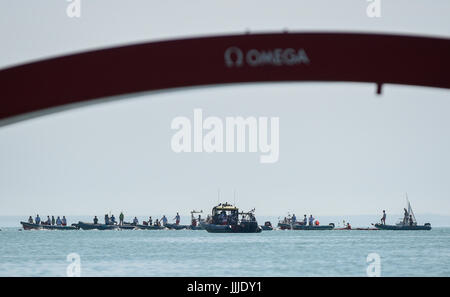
[0,1,449,218]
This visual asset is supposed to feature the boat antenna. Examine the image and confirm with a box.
[217,188,220,204]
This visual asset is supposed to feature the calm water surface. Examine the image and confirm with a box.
[1,227,449,276]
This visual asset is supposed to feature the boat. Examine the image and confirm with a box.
[76,221,118,230]
[260,221,273,231]
[373,194,431,231]
[20,221,78,230]
[374,223,431,230]
[202,202,262,233]
[164,223,189,230]
[292,224,334,230]
[277,214,334,230]
[189,210,205,230]
[136,224,164,230]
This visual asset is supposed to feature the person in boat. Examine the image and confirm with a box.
[231,214,237,225]
[28,216,33,224]
[155,218,160,226]
[174,212,180,225]
[409,214,414,226]
[62,216,67,226]
[218,211,226,225]
[148,216,152,226]
[45,216,51,225]
[161,215,168,226]
[35,214,41,225]
[221,212,228,225]
[232,210,239,224]
[346,222,351,229]
[105,214,110,225]
[119,212,124,226]
[93,216,99,224]
[56,216,62,226]
[51,216,55,226]
[381,210,386,225]
[133,217,139,225]
[309,215,315,226]
[303,215,307,225]
[111,214,116,225]
[292,214,297,223]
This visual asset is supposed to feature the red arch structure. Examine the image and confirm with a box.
[0,32,449,126]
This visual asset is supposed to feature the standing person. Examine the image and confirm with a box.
[303,215,307,225]
[111,214,116,225]
[93,216,98,224]
[119,212,124,226]
[409,214,414,226]
[28,216,33,224]
[308,215,315,226]
[56,216,62,226]
[174,212,181,225]
[105,214,110,225]
[35,214,41,225]
[133,217,139,225]
[381,210,386,225]
[51,216,55,226]
[62,216,67,226]
[292,214,297,223]
[161,215,168,226]
[403,208,409,225]
[148,216,152,225]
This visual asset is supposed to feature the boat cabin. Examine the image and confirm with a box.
[210,202,239,225]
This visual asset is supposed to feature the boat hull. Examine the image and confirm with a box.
[188,225,204,230]
[278,223,334,230]
[118,224,137,230]
[374,223,431,230]
[260,225,273,231]
[164,223,189,230]
[355,228,379,230]
[277,223,293,230]
[293,224,334,230]
[203,221,262,233]
[136,224,164,230]
[76,222,118,230]
[21,222,78,230]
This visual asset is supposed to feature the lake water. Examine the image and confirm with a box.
[1,227,449,277]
